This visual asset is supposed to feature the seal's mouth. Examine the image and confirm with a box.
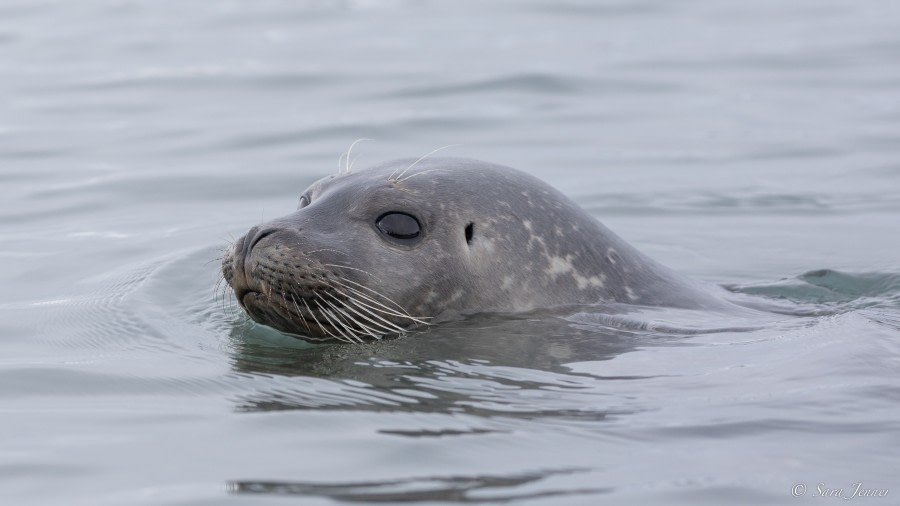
[236,288,257,306]
[240,290,361,343]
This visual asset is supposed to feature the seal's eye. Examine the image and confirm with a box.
[298,194,310,209]
[376,212,421,240]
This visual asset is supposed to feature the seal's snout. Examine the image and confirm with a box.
[224,224,312,310]
[222,225,277,305]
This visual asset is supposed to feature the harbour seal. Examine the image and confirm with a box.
[222,157,728,343]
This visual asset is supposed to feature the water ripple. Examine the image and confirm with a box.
[229,468,609,503]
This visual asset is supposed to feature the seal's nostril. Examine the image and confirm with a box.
[238,225,259,261]
[248,228,277,252]
[237,226,279,268]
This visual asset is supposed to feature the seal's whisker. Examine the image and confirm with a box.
[324,300,369,336]
[315,305,353,344]
[214,275,228,315]
[392,144,462,181]
[345,138,372,175]
[305,267,419,321]
[323,290,399,335]
[343,292,430,327]
[322,297,381,340]
[397,168,448,183]
[328,300,375,343]
[340,302,402,335]
[306,249,350,257]
[337,152,346,176]
[280,292,301,327]
[330,280,414,319]
[302,297,338,341]
[321,305,361,343]
[217,274,238,318]
[342,295,410,333]
[214,275,225,298]
[330,277,413,316]
[332,278,432,324]
[316,300,361,344]
[313,295,356,343]
[288,293,312,334]
[218,277,234,317]
[336,286,428,328]
[323,263,380,279]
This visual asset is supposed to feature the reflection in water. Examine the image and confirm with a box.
[228,468,610,503]
[226,315,639,502]
[225,303,778,424]
[228,309,649,416]
[232,310,635,373]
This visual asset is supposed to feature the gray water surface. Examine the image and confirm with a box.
[2,1,899,505]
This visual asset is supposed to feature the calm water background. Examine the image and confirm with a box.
[2,1,899,504]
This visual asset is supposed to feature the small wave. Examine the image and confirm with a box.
[581,190,900,215]
[228,468,607,503]
[725,269,900,309]
[67,66,337,92]
[376,73,583,99]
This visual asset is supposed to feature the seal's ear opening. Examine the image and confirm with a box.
[465,223,474,244]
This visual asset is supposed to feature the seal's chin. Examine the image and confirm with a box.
[239,292,342,342]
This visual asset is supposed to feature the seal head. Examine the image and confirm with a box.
[222,157,722,343]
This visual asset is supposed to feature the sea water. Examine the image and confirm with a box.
[1,1,899,504]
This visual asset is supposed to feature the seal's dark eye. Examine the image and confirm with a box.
[376,212,421,240]
[298,194,310,209]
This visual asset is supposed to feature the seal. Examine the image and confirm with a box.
[222,157,728,343]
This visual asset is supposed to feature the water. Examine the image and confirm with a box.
[2,1,899,504]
